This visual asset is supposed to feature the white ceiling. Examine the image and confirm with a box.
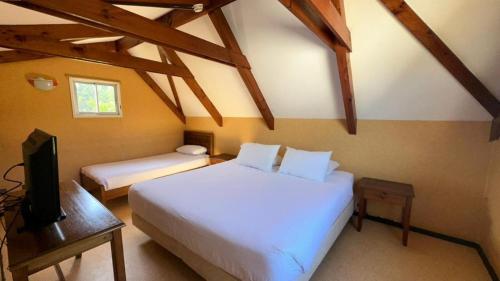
[1,0,499,121]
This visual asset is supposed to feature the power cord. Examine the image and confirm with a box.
[0,163,25,281]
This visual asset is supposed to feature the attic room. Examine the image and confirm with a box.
[0,0,499,280]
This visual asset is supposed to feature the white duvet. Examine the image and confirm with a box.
[81,152,209,190]
[129,161,353,281]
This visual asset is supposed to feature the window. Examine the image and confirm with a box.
[69,77,122,118]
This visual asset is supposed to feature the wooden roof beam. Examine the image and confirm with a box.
[106,0,209,8]
[280,0,357,134]
[379,0,500,118]
[116,0,236,51]
[5,0,249,68]
[0,24,117,41]
[157,46,184,114]
[0,27,191,77]
[159,47,223,126]
[209,8,275,130]
[0,50,50,63]
[304,0,351,51]
[134,69,186,123]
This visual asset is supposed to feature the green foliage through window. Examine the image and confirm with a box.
[71,78,121,117]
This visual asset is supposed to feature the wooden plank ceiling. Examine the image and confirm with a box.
[0,0,498,139]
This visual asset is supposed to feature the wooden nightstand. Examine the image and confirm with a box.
[355,177,415,246]
[210,153,236,165]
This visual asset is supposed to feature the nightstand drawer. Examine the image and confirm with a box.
[363,189,405,205]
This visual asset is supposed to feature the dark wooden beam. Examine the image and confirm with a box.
[0,24,116,41]
[134,70,186,123]
[334,45,357,134]
[0,28,192,77]
[379,0,500,118]
[331,0,356,134]
[116,0,236,51]
[209,8,275,130]
[6,0,249,68]
[303,0,351,51]
[157,46,184,114]
[0,50,50,63]
[159,47,223,126]
[279,0,337,50]
[491,115,500,141]
[106,0,209,8]
[280,0,356,134]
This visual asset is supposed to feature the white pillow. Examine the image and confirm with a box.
[279,147,332,182]
[176,145,207,155]
[236,143,280,172]
[327,160,340,174]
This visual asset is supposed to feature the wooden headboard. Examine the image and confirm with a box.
[184,131,214,156]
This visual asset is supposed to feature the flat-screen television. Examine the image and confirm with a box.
[22,129,63,227]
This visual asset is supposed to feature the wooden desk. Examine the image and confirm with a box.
[355,177,415,246]
[210,153,237,165]
[5,181,126,281]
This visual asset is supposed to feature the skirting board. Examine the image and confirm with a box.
[353,212,499,281]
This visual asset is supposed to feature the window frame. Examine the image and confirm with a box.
[69,76,123,118]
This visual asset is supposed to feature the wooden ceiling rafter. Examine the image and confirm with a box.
[379,0,500,140]
[159,46,223,126]
[304,0,351,51]
[4,0,249,68]
[116,0,236,51]
[0,50,51,63]
[106,0,209,7]
[209,8,275,130]
[134,69,187,123]
[280,0,357,134]
[0,26,192,76]
[157,46,184,114]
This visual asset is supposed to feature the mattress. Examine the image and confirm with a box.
[80,152,209,190]
[129,161,354,281]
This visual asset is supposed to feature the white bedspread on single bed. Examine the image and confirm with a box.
[81,152,209,190]
[129,161,353,281]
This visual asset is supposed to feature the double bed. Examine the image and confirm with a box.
[80,131,213,202]
[129,160,354,281]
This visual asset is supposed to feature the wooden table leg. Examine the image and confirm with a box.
[402,197,412,246]
[110,229,126,281]
[54,264,66,281]
[357,197,367,232]
[11,266,29,281]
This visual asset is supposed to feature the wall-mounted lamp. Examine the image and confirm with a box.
[26,73,58,92]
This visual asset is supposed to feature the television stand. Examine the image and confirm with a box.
[4,181,126,281]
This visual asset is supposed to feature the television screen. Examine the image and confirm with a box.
[22,129,62,226]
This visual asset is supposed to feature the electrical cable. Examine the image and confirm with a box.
[1,163,24,197]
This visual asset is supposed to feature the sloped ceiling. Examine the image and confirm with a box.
[1,0,499,121]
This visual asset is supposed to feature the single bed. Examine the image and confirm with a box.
[129,160,354,281]
[80,131,214,203]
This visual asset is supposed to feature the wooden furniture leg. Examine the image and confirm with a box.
[357,198,367,231]
[402,197,413,246]
[11,267,29,281]
[110,229,126,281]
[54,264,66,281]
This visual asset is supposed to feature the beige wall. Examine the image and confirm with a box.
[483,142,500,271]
[0,58,184,185]
[187,117,492,242]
